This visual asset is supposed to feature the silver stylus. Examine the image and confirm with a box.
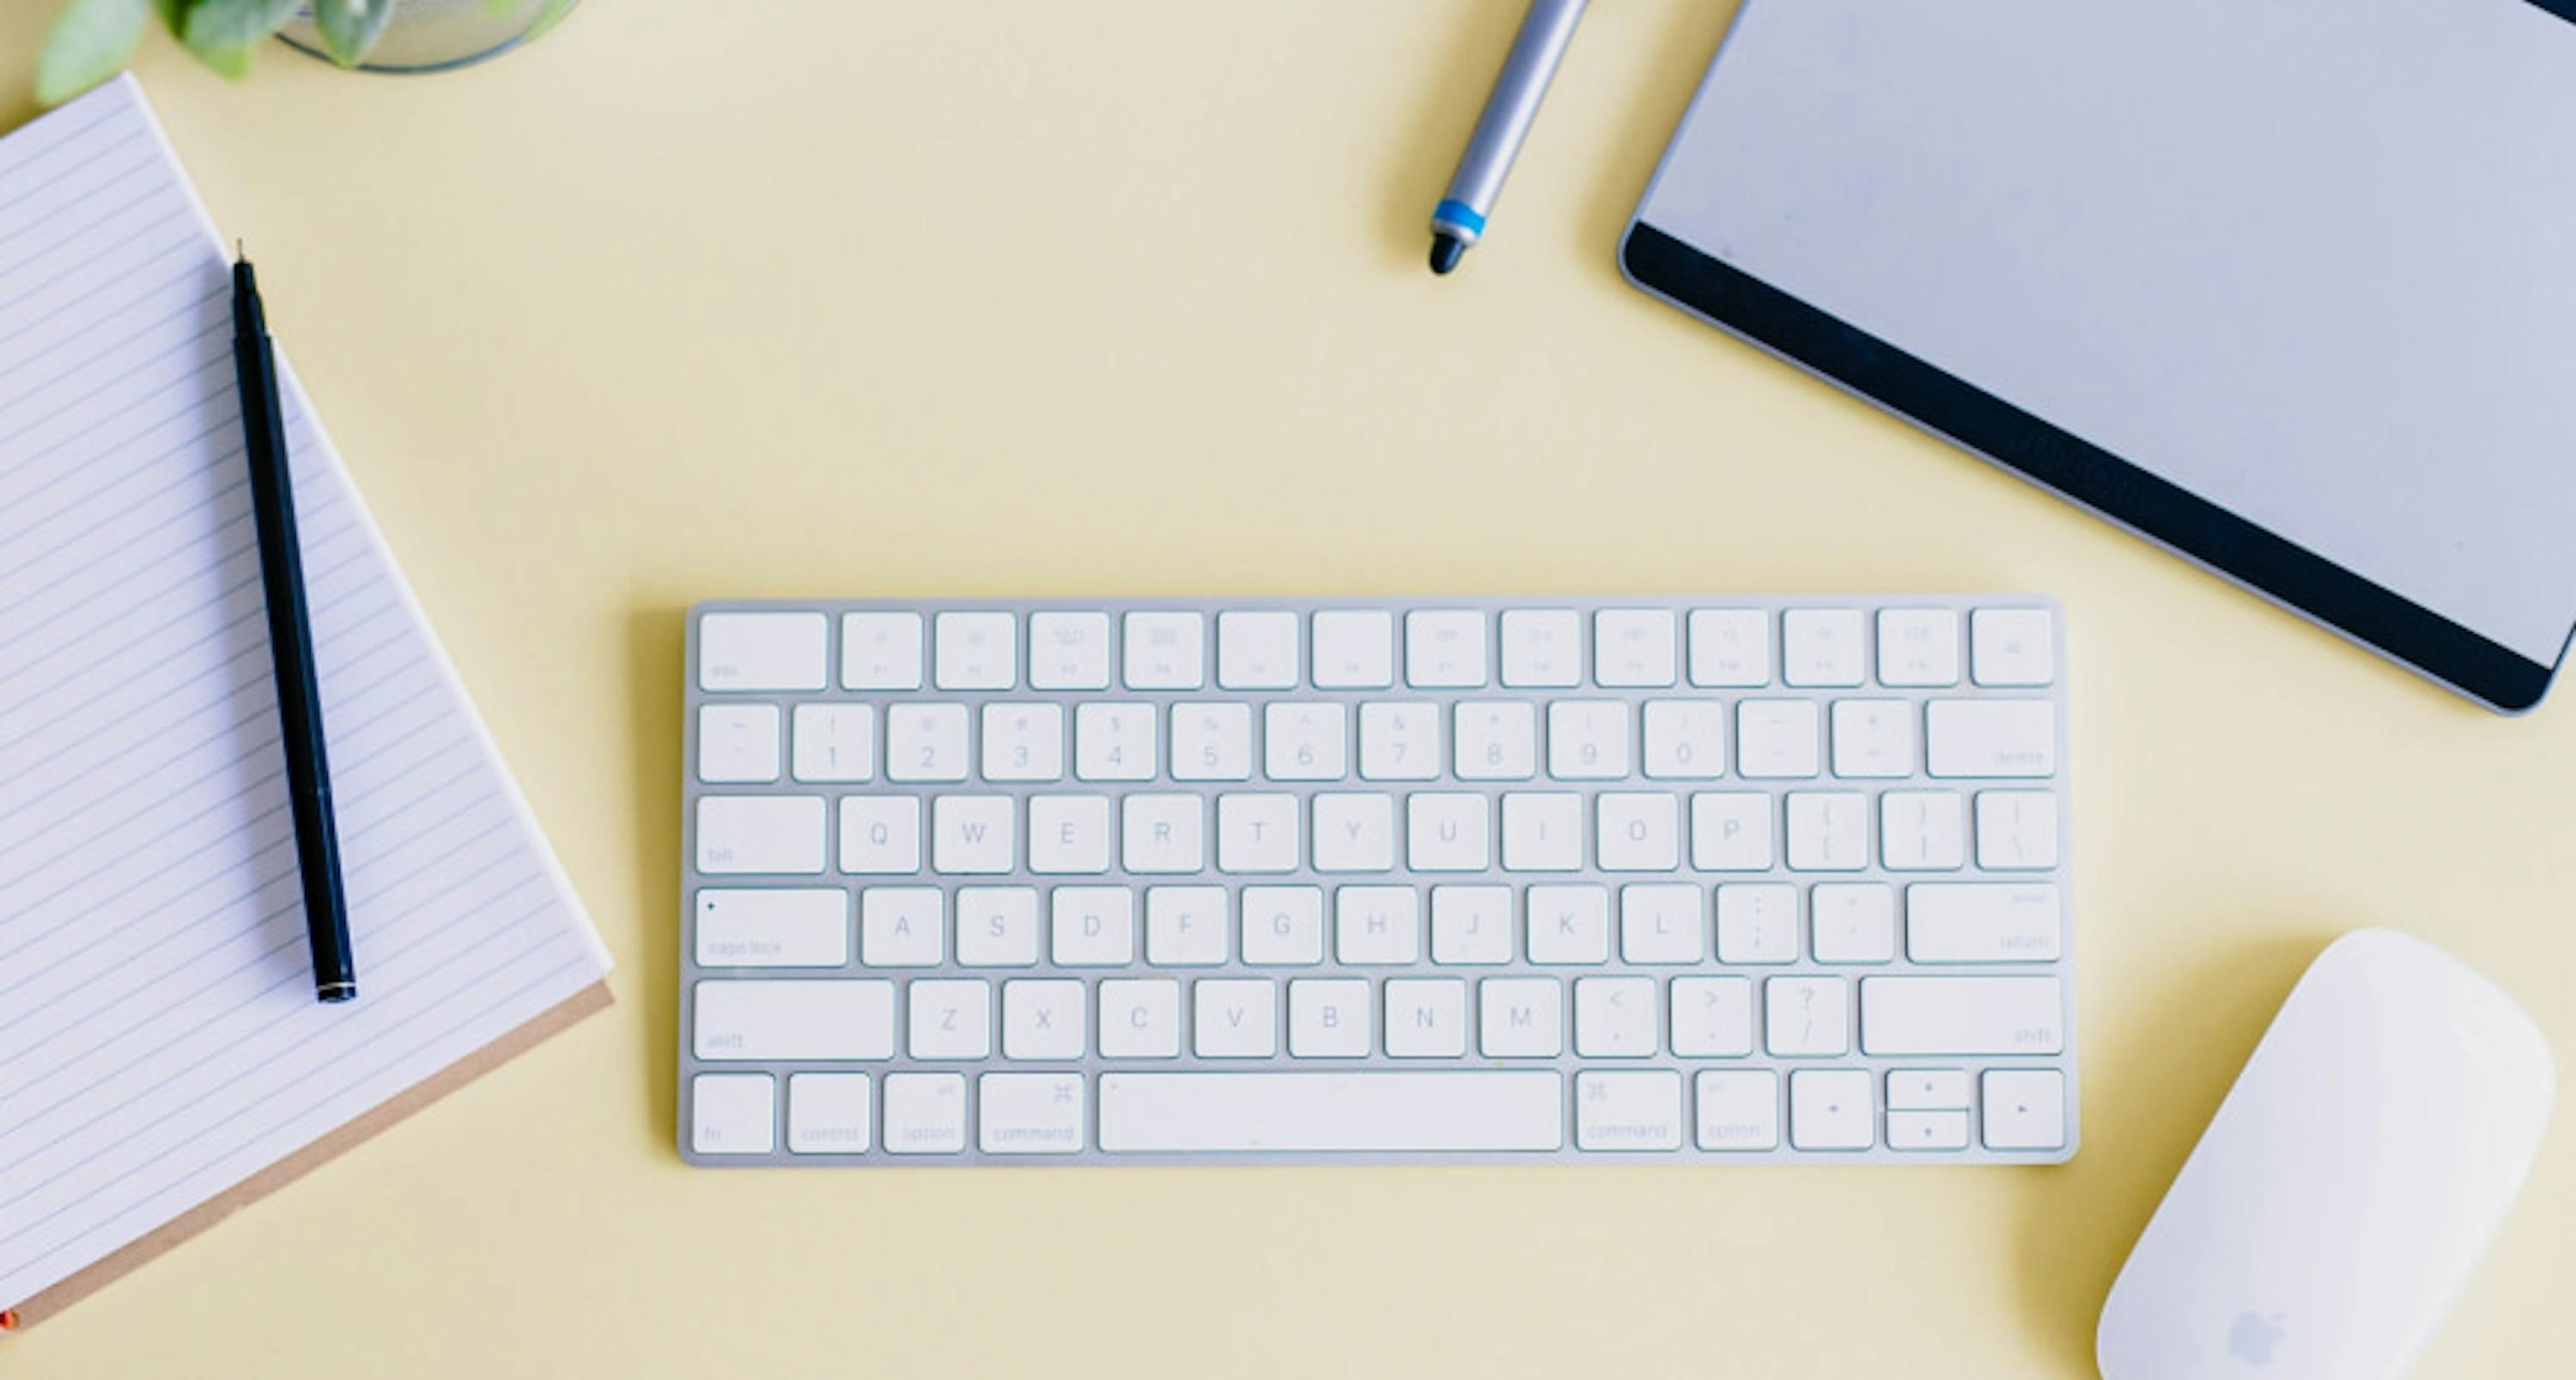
[1428,0,1589,275]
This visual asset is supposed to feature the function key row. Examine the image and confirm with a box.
[698,605,2057,696]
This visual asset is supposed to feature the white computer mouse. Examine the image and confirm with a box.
[2097,928,2555,1380]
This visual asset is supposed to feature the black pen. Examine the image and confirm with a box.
[232,250,355,1004]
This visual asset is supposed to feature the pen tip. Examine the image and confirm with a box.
[1429,234,1466,276]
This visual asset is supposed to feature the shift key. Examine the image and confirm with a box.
[1861,976,2063,1055]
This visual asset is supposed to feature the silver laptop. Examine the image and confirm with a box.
[1623,0,2576,712]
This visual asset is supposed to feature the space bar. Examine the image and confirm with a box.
[1098,1072,1565,1152]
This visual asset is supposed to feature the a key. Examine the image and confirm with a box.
[1405,609,1489,688]
[1810,883,1897,964]
[690,1073,776,1155]
[1595,793,1680,872]
[1311,609,1394,688]
[1789,1068,1874,1151]
[1122,611,1206,690]
[1687,609,1771,688]
[1971,608,2055,686]
[1926,699,2056,777]
[1478,977,1564,1057]
[1905,884,2063,962]
[696,794,824,874]
[841,796,922,874]
[881,1073,967,1154]
[1288,978,1372,1057]
[1875,608,1961,687]
[1715,883,1798,964]
[1690,793,1775,871]
[980,702,1065,781]
[1216,610,1300,689]
[1574,976,1657,1057]
[786,1073,871,1154]
[860,887,943,966]
[1099,979,1184,1058]
[694,980,894,1061]
[1694,1070,1780,1150]
[1641,700,1725,780]
[1498,608,1583,688]
[1618,883,1704,964]
[1217,793,1299,872]
[884,703,969,782]
[697,704,781,783]
[1785,791,1869,871]
[1027,611,1112,690]
[933,611,1016,690]
[1879,790,1965,871]
[700,611,827,692]
[1546,700,1632,779]
[1406,793,1491,872]
[791,703,875,782]
[1001,979,1087,1059]
[840,611,924,690]
[979,1073,1087,1154]
[1765,976,1851,1057]
[1671,976,1753,1056]
[954,886,1040,967]
[1574,1071,1684,1150]
[1170,702,1255,781]
[1358,701,1442,781]
[695,888,848,968]
[1265,702,1348,781]
[932,794,1014,874]
[1975,789,2060,869]
[1829,699,1917,778]
[1735,700,1820,778]
[1239,886,1324,965]
[1194,978,1279,1057]
[1861,976,2064,1055]
[1027,793,1111,873]
[1075,702,1157,781]
[1313,793,1396,872]
[1429,885,1513,964]
[1049,885,1136,965]
[907,979,993,1060]
[1144,885,1229,966]
[1525,884,1609,964]
[1593,609,1678,688]
[1981,1069,2067,1150]
[1334,885,1419,964]
[1782,609,1866,687]
[1888,1109,1971,1152]
[1454,700,1538,781]
[1098,1072,1563,1152]
[1383,979,1470,1057]
[1121,793,1206,873]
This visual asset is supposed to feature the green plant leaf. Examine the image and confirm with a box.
[528,0,580,42]
[177,0,300,80]
[312,0,396,67]
[34,0,151,106]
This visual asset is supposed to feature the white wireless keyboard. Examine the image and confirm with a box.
[679,596,2074,1164]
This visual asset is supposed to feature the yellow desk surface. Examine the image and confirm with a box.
[4,3,2570,1375]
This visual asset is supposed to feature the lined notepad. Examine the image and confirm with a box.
[0,76,612,1321]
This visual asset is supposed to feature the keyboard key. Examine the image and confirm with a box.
[695,980,895,1061]
[1927,699,2056,778]
[1405,609,1489,688]
[954,887,1040,967]
[1288,978,1372,1056]
[1002,979,1087,1059]
[1547,700,1632,779]
[1075,703,1157,781]
[1050,885,1136,965]
[840,796,922,873]
[1671,976,1753,1056]
[1715,884,1797,964]
[1217,793,1299,872]
[1383,979,1469,1057]
[1312,610,1394,688]
[1144,886,1230,966]
[1575,1071,1684,1150]
[1122,793,1206,873]
[1782,609,1866,687]
[1785,791,1869,871]
[1265,702,1348,781]
[1170,702,1255,781]
[1334,885,1420,964]
[1429,885,1513,964]
[1313,793,1396,872]
[933,611,1016,690]
[1027,611,1112,690]
[1100,978,1185,1057]
[1594,609,1678,687]
[695,888,848,968]
[1971,608,2055,686]
[1194,979,1279,1057]
[1640,700,1724,780]
[1498,608,1583,687]
[1789,1069,1874,1150]
[881,1073,968,1154]
[1027,793,1111,873]
[1975,790,2060,869]
[1905,884,2063,963]
[1689,793,1775,870]
[1216,610,1299,689]
[1765,976,1851,1057]
[1574,976,1657,1057]
[932,795,1014,874]
[1687,609,1771,687]
[1880,790,1965,871]
[860,887,943,966]
[1098,1072,1563,1152]
[1406,793,1491,872]
[1240,886,1325,964]
[791,703,875,782]
[698,704,781,782]
[700,611,827,692]
[1525,884,1610,964]
[1829,699,1917,778]
[908,979,993,1060]
[1694,1070,1780,1150]
[1358,702,1441,781]
[979,1073,1087,1154]
[1454,700,1538,780]
[696,795,825,874]
[1596,793,1680,872]
[786,1073,871,1154]
[841,611,924,690]
[1735,700,1820,778]
[884,703,969,782]
[1502,792,1585,872]
[1811,884,1897,964]
[1886,1068,1971,1109]
[1981,1069,2067,1150]
[1876,608,1961,687]
[981,702,1065,781]
[1123,611,1206,690]
[1888,1109,1971,1152]
[1619,884,1704,964]
[690,1073,776,1154]
[1479,977,1564,1056]
[1861,976,2063,1055]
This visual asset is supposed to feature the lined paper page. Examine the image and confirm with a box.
[0,76,611,1310]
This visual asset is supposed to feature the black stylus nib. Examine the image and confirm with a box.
[1429,233,1467,275]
